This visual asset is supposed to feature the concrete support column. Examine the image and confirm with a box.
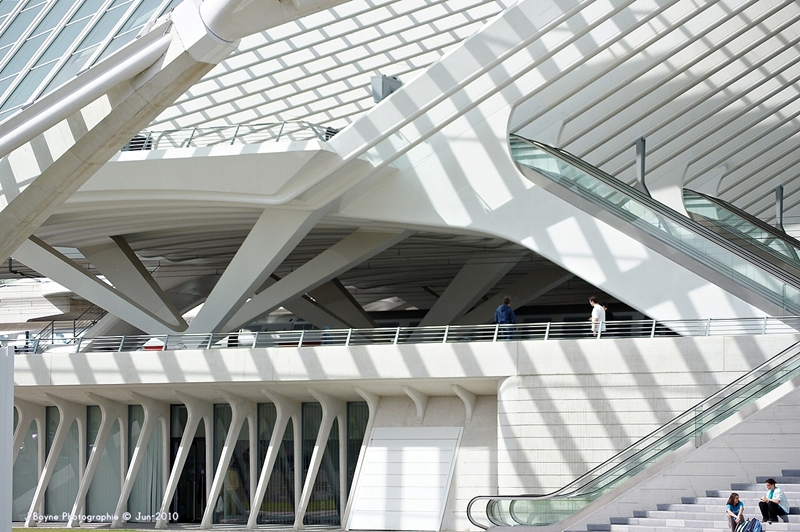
[189,208,324,333]
[247,390,301,529]
[341,388,379,528]
[79,236,185,329]
[156,392,213,529]
[12,398,44,465]
[223,229,410,331]
[200,392,256,529]
[68,394,126,528]
[294,390,346,530]
[25,395,85,527]
[14,238,187,334]
[112,393,168,528]
[419,252,526,326]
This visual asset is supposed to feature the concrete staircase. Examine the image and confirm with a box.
[568,470,800,532]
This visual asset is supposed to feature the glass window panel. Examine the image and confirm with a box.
[0,74,15,99]
[96,30,134,61]
[72,0,106,22]
[118,0,158,33]
[0,4,44,48]
[30,0,73,36]
[0,30,48,79]
[1,62,51,109]
[43,43,98,91]
[257,405,294,525]
[0,0,24,19]
[35,18,88,65]
[75,1,131,53]
[12,419,39,521]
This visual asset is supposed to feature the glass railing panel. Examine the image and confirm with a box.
[510,137,800,314]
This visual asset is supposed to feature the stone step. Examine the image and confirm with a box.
[783,470,800,477]
[634,510,800,522]
[730,483,800,491]
[757,476,800,484]
[587,524,800,532]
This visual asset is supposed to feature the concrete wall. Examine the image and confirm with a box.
[498,334,800,493]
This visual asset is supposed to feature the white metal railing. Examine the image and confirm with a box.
[4,317,800,355]
[121,121,339,151]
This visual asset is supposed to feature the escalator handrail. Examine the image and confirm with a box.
[467,337,800,528]
[510,136,800,296]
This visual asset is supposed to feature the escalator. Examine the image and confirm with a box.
[684,188,800,277]
[510,136,800,316]
[466,337,800,528]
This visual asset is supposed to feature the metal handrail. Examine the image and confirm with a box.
[4,316,800,355]
[466,337,800,529]
[120,121,339,151]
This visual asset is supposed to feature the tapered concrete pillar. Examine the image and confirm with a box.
[224,229,409,331]
[419,252,526,326]
[189,208,324,333]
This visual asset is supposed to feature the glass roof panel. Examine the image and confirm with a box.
[117,0,157,32]
[74,0,131,52]
[42,43,97,90]
[34,17,88,65]
[0,61,49,109]
[0,30,47,79]
[0,3,44,50]
[72,0,106,22]
[30,0,72,37]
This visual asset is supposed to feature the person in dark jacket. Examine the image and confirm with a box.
[494,297,517,340]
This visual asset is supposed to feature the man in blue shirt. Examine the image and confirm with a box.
[759,478,790,524]
[495,297,517,340]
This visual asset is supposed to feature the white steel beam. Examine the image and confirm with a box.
[188,208,323,333]
[224,229,410,332]
[14,237,188,333]
[0,0,352,265]
[419,252,527,327]
[79,236,184,329]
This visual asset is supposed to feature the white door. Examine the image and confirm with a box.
[347,426,462,531]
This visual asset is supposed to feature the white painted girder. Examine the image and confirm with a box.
[325,0,773,321]
[14,237,188,333]
[79,236,184,328]
[188,208,324,333]
[418,252,526,327]
[222,228,410,331]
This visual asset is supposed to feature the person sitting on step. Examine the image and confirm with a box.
[759,478,789,524]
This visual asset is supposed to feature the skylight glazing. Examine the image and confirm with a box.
[0,0,174,122]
